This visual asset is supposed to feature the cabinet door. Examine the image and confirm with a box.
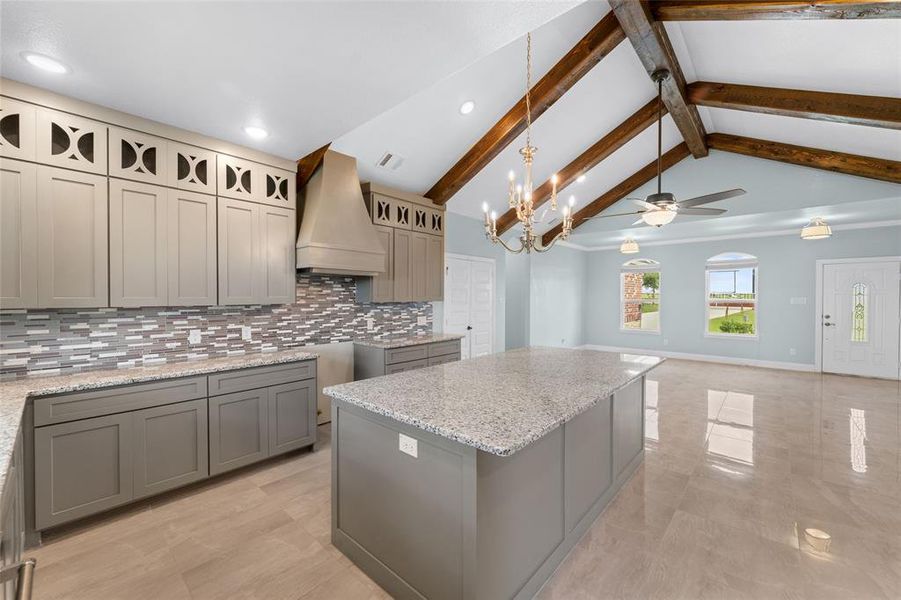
[34,413,133,530]
[425,234,444,301]
[410,232,429,301]
[0,429,24,600]
[109,180,167,307]
[108,126,167,185]
[35,107,107,174]
[36,166,108,308]
[0,159,38,308]
[613,379,644,477]
[168,141,216,195]
[370,192,394,227]
[133,399,208,499]
[209,389,269,475]
[261,166,296,209]
[259,205,295,304]
[167,189,217,306]
[427,208,444,236]
[371,224,394,303]
[393,200,412,230]
[217,154,258,202]
[0,97,36,161]
[218,197,260,305]
[412,205,429,233]
[393,229,412,302]
[268,380,316,457]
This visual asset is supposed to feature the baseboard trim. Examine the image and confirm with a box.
[578,344,818,373]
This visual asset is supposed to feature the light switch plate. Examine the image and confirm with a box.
[188,329,201,344]
[399,433,418,458]
[790,297,808,305]
[417,316,427,326]
[241,326,252,341]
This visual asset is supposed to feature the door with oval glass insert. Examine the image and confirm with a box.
[35,107,107,175]
[167,142,216,195]
[0,97,36,161]
[109,127,167,185]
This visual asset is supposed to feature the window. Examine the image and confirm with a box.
[621,259,660,333]
[851,283,868,342]
[706,253,757,337]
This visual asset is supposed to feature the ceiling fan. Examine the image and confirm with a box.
[588,69,746,228]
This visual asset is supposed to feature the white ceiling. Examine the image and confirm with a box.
[0,1,579,159]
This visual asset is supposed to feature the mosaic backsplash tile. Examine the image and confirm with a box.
[0,274,432,378]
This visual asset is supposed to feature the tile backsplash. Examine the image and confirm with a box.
[0,274,432,378]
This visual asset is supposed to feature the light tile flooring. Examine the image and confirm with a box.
[33,360,900,599]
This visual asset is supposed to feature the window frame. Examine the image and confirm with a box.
[704,256,759,340]
[620,260,662,335]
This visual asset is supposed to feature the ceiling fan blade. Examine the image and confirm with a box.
[584,210,643,221]
[678,188,746,208]
[629,198,657,210]
[677,207,727,216]
[632,217,646,226]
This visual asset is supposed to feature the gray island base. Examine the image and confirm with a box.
[324,348,663,600]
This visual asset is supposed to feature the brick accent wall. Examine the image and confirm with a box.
[0,274,431,378]
[622,272,643,326]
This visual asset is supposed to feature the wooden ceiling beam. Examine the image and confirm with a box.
[424,13,626,206]
[296,143,330,192]
[652,1,901,21]
[707,132,901,183]
[688,81,901,129]
[495,98,664,235]
[609,0,708,158]
[541,142,691,246]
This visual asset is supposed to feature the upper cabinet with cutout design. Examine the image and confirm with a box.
[217,154,258,202]
[260,166,295,209]
[0,98,36,161]
[168,142,216,195]
[109,127,167,185]
[36,108,107,175]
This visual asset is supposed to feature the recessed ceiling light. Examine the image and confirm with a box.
[459,100,475,115]
[243,126,268,140]
[21,52,69,74]
[576,175,586,183]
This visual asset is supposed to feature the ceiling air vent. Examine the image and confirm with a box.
[376,151,404,171]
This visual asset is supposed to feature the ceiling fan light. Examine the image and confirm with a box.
[801,217,832,240]
[620,238,640,254]
[641,209,677,227]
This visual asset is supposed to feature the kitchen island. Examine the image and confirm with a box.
[324,347,662,600]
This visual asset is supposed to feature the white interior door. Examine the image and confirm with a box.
[822,261,900,379]
[444,255,495,359]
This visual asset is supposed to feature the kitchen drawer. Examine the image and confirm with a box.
[428,353,460,367]
[384,345,429,366]
[34,376,207,427]
[428,340,460,358]
[386,359,428,375]
[207,361,315,396]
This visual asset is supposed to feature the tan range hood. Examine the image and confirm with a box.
[296,150,386,277]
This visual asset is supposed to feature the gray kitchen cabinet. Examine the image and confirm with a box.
[354,338,461,380]
[108,126,167,186]
[260,166,296,209]
[217,154,259,202]
[168,141,216,195]
[0,429,25,600]
[36,165,108,308]
[410,232,429,301]
[35,107,107,175]
[208,389,269,475]
[260,204,296,304]
[109,179,168,307]
[356,224,393,303]
[393,228,412,302]
[35,412,133,530]
[268,380,316,457]
[132,399,208,499]
[167,189,217,306]
[0,97,36,161]
[425,234,444,301]
[217,196,260,305]
[613,379,644,478]
[0,159,38,309]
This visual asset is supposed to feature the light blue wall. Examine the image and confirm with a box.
[438,212,506,352]
[530,245,587,347]
[504,253,530,349]
[583,226,901,366]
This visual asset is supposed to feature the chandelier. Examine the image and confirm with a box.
[482,32,574,254]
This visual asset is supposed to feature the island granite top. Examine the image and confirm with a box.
[353,333,464,349]
[0,348,318,495]
[324,347,663,457]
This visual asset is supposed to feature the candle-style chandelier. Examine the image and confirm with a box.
[482,32,574,254]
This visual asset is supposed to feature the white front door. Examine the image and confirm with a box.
[822,260,900,379]
[444,255,495,359]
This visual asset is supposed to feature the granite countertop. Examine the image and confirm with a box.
[324,347,663,457]
[353,332,464,349]
[0,348,318,495]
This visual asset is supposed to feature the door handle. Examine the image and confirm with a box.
[824,323,834,327]
[466,326,472,331]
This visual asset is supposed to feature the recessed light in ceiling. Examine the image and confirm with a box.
[243,126,268,140]
[576,175,586,183]
[21,52,69,74]
[459,100,475,115]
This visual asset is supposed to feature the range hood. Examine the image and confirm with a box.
[296,150,386,277]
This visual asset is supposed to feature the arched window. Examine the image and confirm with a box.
[621,259,660,333]
[706,253,758,337]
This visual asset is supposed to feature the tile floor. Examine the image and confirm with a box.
[32,359,900,599]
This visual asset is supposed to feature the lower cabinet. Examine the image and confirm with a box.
[0,430,26,600]
[209,389,269,475]
[268,380,316,456]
